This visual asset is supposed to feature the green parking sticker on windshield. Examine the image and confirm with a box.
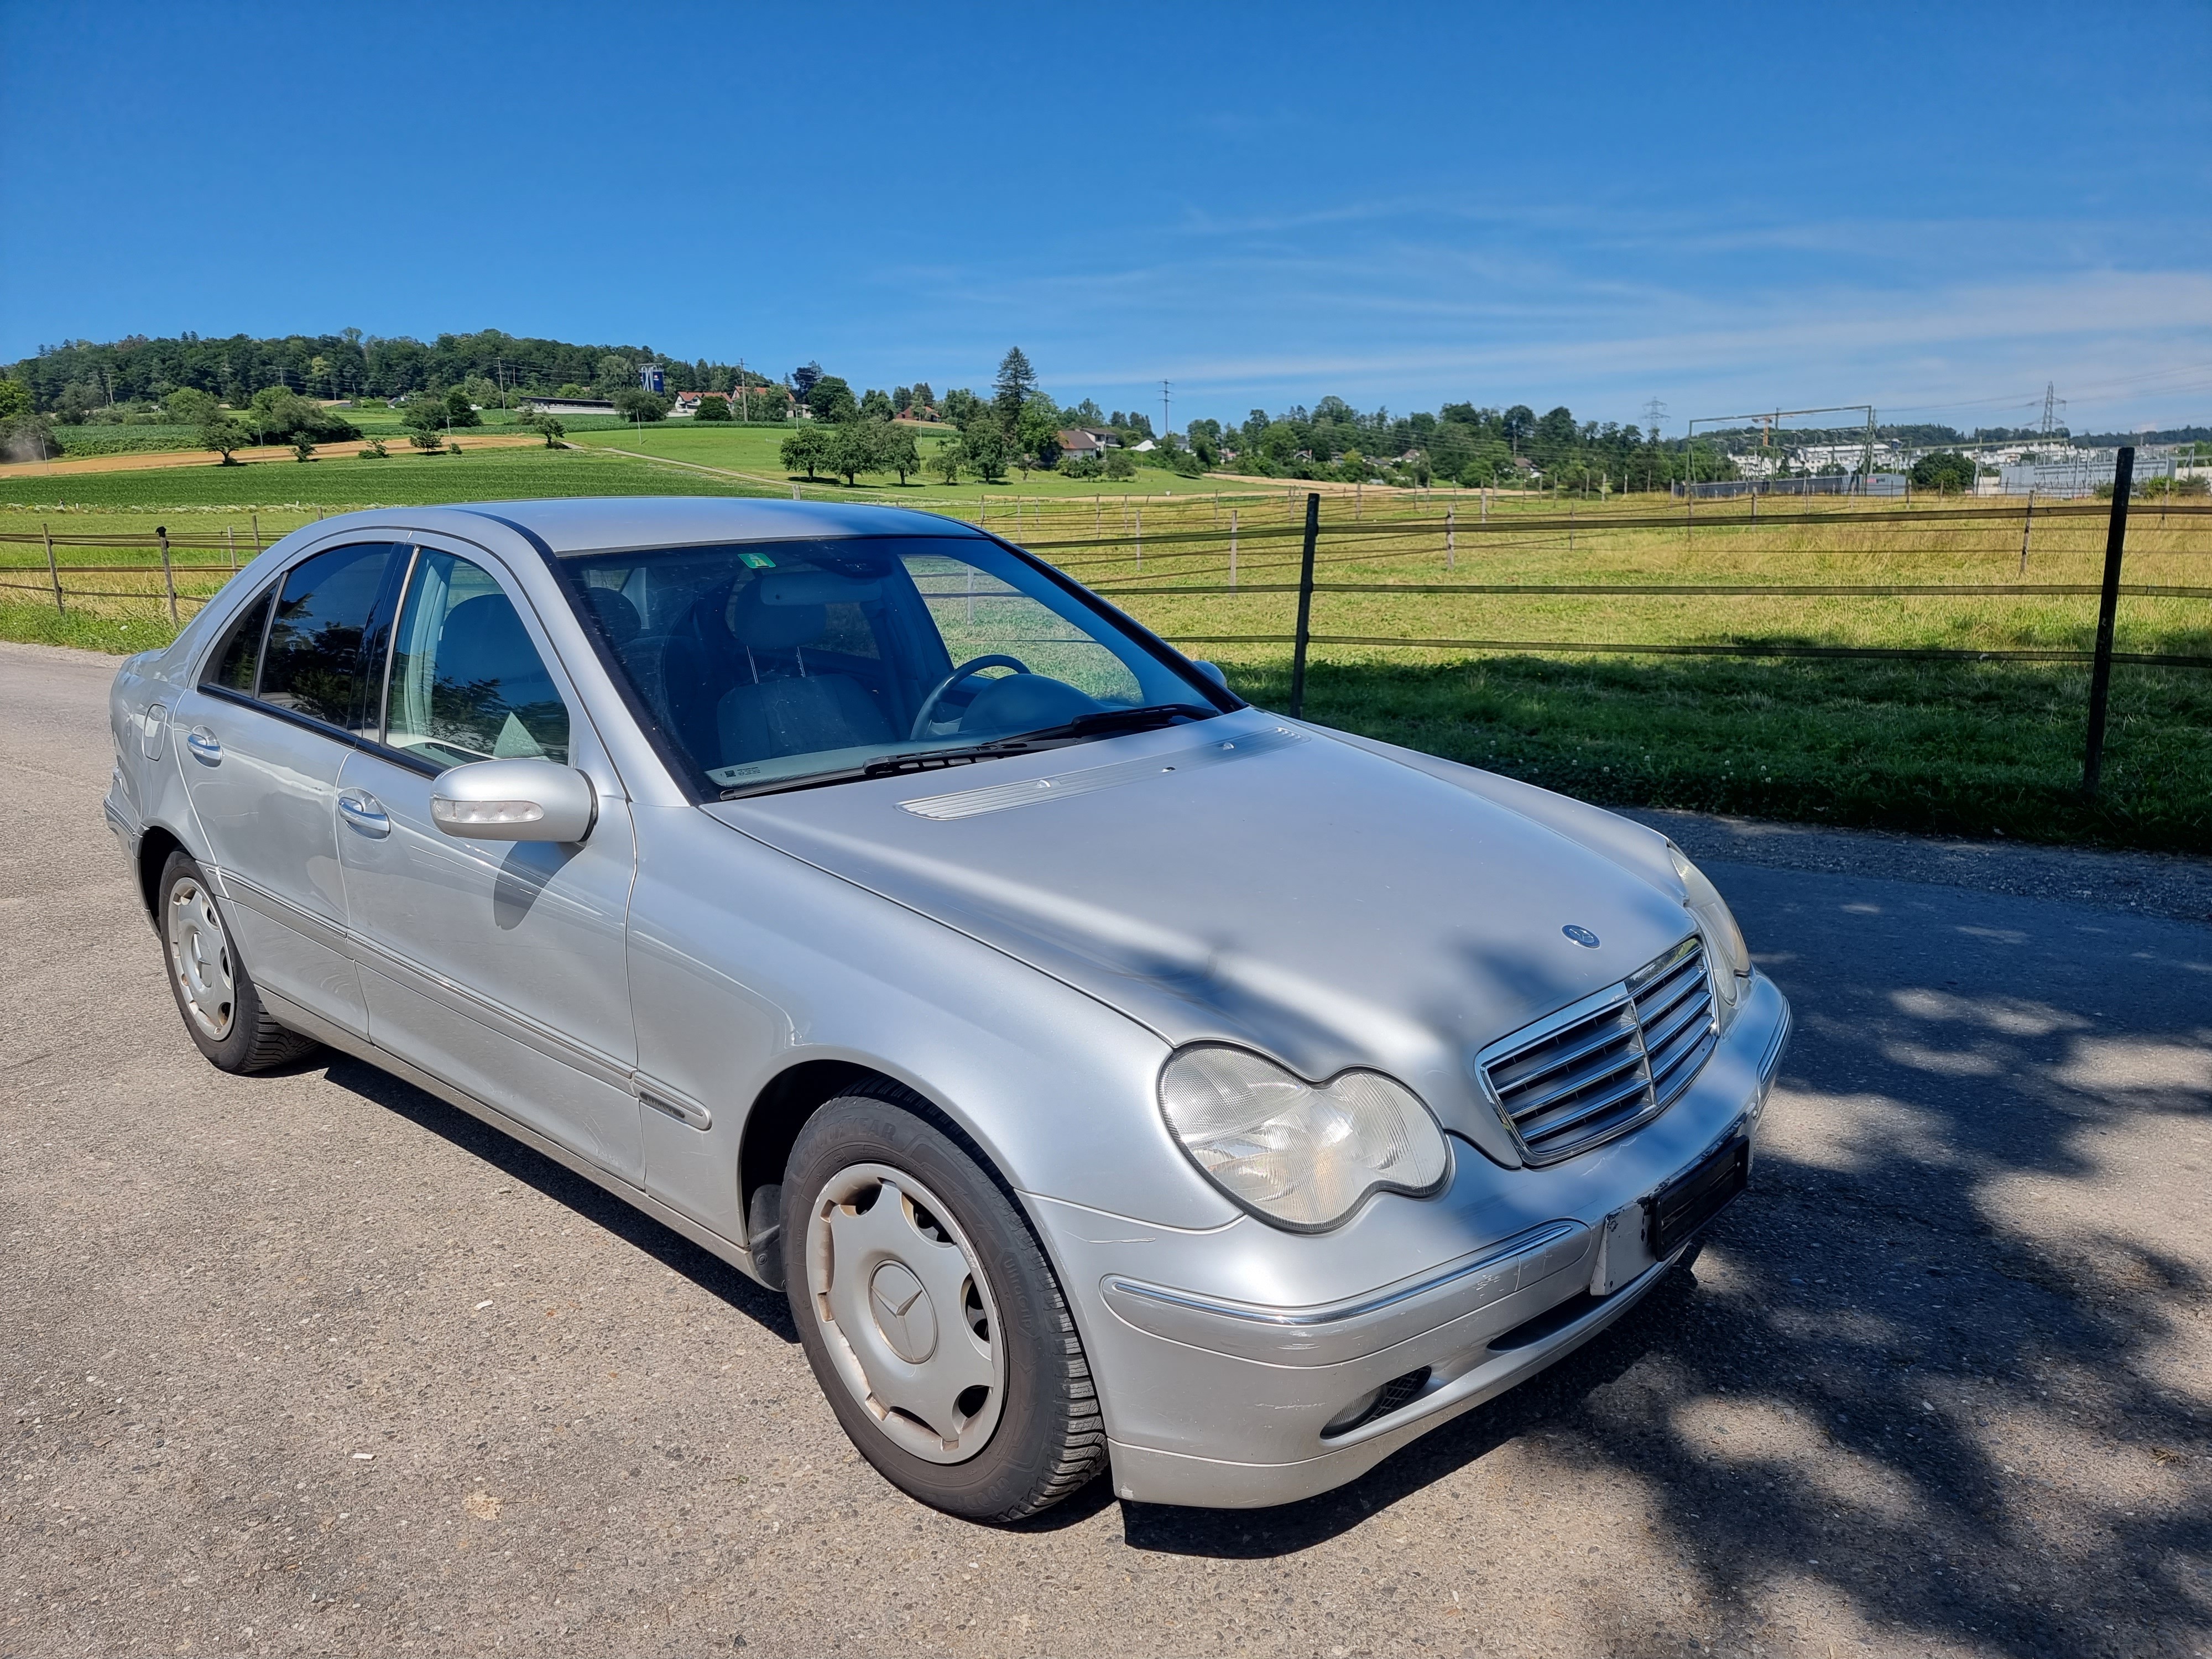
[739,552,776,569]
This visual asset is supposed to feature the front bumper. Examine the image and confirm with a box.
[1037,971,1791,1509]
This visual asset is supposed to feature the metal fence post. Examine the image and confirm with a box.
[2081,446,2135,797]
[44,520,62,614]
[1288,493,1321,719]
[157,525,179,626]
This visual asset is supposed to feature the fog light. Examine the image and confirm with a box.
[1320,1366,1432,1438]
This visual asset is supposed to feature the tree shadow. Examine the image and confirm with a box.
[1118,864,2212,1655]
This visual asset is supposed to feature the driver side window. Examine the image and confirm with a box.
[384,550,571,768]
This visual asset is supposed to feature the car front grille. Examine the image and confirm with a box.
[1479,936,1718,1166]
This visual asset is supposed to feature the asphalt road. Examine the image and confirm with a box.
[4,639,2208,1659]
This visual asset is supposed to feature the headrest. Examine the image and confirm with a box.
[582,586,641,647]
[438,594,545,685]
[728,570,879,651]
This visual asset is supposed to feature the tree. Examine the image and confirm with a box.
[826,420,879,486]
[859,387,894,421]
[929,434,963,484]
[877,422,921,484]
[1016,393,1062,469]
[780,425,830,479]
[1911,450,1977,494]
[692,393,732,422]
[201,415,252,463]
[1103,447,1136,481]
[909,381,935,417]
[523,413,566,447]
[399,394,448,447]
[162,386,216,426]
[806,375,857,423]
[941,387,982,427]
[962,416,1010,483]
[596,354,634,395]
[791,362,823,401]
[442,384,483,427]
[993,348,1037,431]
[291,432,318,461]
[613,387,670,422]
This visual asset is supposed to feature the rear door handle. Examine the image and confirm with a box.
[184,727,222,766]
[337,790,390,838]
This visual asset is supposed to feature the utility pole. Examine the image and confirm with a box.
[1161,380,1170,441]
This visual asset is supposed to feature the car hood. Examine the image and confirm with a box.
[707,708,1694,1161]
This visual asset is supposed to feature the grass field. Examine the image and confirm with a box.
[5,451,2207,852]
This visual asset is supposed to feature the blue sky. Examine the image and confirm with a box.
[3,2,2207,434]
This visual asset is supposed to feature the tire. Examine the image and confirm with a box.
[781,1084,1107,1522]
[157,851,318,1074]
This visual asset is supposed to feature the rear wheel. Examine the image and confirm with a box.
[158,851,317,1073]
[781,1086,1107,1521]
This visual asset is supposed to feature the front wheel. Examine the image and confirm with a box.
[158,851,317,1073]
[781,1086,1107,1521]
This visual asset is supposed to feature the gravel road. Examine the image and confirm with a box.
[4,639,2207,1658]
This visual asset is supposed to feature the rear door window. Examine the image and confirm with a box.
[202,587,274,692]
[257,543,404,733]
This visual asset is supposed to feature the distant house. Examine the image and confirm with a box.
[1057,427,1119,462]
[524,395,618,418]
[1131,438,1157,453]
[670,390,731,418]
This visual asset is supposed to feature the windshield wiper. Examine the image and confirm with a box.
[718,738,1046,800]
[715,706,1218,802]
[993,702,1219,744]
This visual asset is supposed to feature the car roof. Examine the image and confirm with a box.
[422,496,988,556]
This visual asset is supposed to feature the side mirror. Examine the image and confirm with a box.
[430,758,597,843]
[1191,659,1229,691]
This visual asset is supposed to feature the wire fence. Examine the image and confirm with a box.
[5,453,2208,787]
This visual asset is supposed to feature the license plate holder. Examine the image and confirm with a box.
[1645,1135,1749,1258]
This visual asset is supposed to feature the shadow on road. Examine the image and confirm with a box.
[317,1052,798,1343]
[1123,870,2212,1657]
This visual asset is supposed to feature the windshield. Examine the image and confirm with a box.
[556,535,1230,796]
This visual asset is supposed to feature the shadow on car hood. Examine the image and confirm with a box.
[707,709,1692,1154]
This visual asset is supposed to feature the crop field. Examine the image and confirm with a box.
[5,457,2207,850]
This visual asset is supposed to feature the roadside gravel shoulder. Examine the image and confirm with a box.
[1625,805,2212,926]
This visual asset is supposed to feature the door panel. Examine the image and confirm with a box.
[335,546,643,1185]
[168,541,406,1034]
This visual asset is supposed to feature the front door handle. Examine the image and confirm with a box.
[184,727,222,766]
[337,790,390,838]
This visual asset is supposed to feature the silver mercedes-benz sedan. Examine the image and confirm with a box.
[105,497,1790,1521]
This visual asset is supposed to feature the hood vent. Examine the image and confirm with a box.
[897,723,1307,821]
[1478,936,1717,1166]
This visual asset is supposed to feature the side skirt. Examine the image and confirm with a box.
[262,990,771,1291]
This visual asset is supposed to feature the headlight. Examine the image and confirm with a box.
[1158,1046,1450,1232]
[1668,842,1750,1025]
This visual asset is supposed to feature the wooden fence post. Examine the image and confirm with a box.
[251,513,262,560]
[1134,507,1142,573]
[226,526,237,572]
[156,525,179,626]
[2081,446,2135,797]
[43,520,64,614]
[1288,493,1321,719]
[1446,504,1455,571]
[1228,508,1238,590]
[2018,488,2036,574]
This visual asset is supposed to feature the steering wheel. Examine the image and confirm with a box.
[909,654,1031,740]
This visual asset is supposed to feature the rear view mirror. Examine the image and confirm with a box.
[430,758,597,843]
